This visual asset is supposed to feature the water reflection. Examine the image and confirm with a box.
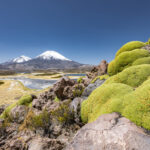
[0,77,57,90]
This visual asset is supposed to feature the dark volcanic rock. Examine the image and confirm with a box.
[65,113,150,150]
[53,77,75,100]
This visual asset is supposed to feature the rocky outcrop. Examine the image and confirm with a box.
[87,60,108,79]
[142,45,150,52]
[65,113,150,150]
[53,77,75,100]
[98,60,108,75]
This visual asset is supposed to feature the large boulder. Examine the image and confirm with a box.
[65,113,150,150]
[53,77,75,100]
[82,79,105,97]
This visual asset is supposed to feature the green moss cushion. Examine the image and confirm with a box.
[116,41,145,57]
[123,78,150,130]
[108,49,150,76]
[81,79,150,130]
[132,57,150,66]
[106,64,150,87]
[81,83,133,123]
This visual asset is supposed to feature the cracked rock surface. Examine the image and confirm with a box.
[65,112,150,150]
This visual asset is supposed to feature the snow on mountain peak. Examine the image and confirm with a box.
[37,50,71,61]
[13,55,31,63]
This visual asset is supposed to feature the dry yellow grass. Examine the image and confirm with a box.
[0,80,49,105]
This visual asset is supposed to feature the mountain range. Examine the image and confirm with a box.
[0,50,86,71]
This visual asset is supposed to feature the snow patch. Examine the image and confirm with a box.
[37,50,71,61]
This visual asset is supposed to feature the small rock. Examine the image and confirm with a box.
[28,137,65,150]
[0,104,9,115]
[70,97,86,124]
[10,105,28,123]
[9,139,23,150]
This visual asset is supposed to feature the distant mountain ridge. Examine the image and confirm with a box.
[0,50,87,71]
[12,55,31,63]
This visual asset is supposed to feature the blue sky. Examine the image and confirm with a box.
[0,0,150,64]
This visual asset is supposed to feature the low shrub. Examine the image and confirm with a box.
[73,84,84,97]
[54,96,60,102]
[20,109,50,130]
[77,77,84,83]
[50,100,73,124]
[116,41,145,57]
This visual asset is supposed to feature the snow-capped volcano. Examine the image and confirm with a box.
[0,50,84,70]
[13,55,31,63]
[37,51,71,61]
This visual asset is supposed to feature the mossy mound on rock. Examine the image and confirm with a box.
[116,41,145,57]
[91,74,109,83]
[81,72,150,130]
[0,95,33,119]
[132,57,150,66]
[122,78,150,130]
[106,65,150,87]
[108,49,150,76]
[81,83,133,123]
